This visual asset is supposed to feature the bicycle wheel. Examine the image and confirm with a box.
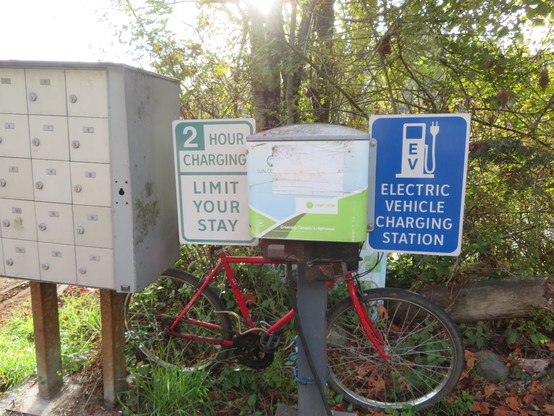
[125,268,233,370]
[327,287,464,410]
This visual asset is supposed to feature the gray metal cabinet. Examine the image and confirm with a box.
[0,61,181,292]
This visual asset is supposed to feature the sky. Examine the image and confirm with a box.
[0,0,136,65]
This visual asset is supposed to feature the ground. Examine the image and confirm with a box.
[0,277,119,416]
[0,277,29,323]
[0,277,553,415]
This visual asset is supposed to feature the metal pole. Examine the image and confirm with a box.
[296,261,329,415]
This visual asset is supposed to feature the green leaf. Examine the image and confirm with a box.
[505,328,518,345]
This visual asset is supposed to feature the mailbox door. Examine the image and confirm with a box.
[68,117,110,163]
[0,199,37,241]
[38,243,77,284]
[70,162,112,206]
[76,246,114,289]
[66,70,108,118]
[28,115,69,160]
[3,239,40,280]
[73,205,113,249]
[0,158,34,200]
[0,68,27,114]
[25,69,67,116]
[0,114,31,158]
[35,202,75,245]
[32,160,72,203]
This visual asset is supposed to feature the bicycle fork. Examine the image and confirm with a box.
[346,279,392,361]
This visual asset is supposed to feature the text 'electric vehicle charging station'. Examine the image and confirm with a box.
[368,114,470,255]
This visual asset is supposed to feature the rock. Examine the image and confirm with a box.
[475,350,510,382]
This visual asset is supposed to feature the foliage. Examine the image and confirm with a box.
[120,363,213,415]
[110,0,554,285]
[122,351,297,415]
[504,308,554,346]
[459,321,492,348]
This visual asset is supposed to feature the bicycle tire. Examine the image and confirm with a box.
[125,268,233,370]
[327,287,464,410]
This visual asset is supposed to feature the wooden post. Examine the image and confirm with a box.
[100,289,128,409]
[30,281,63,399]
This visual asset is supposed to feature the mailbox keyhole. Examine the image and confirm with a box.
[119,188,125,196]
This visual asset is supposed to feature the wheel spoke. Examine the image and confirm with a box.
[327,288,464,411]
[125,269,232,370]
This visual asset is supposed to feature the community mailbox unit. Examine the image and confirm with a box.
[0,61,180,292]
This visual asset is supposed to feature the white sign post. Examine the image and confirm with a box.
[173,119,256,245]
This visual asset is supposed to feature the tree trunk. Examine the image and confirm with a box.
[248,1,284,131]
[419,277,553,322]
[312,0,335,123]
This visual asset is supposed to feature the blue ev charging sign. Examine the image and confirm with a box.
[368,114,470,255]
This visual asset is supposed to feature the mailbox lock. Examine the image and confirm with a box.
[78,267,87,275]
[0,179,6,187]
[74,184,82,193]
[29,92,38,102]
[69,94,78,103]
[32,138,41,147]
[35,181,44,190]
[6,258,13,267]
[71,140,80,149]
[2,219,10,227]
[38,223,47,231]
[76,226,85,235]
[41,263,50,271]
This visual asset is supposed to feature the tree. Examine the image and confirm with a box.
[111,0,554,283]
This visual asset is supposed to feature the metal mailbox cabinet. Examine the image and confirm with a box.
[0,61,181,292]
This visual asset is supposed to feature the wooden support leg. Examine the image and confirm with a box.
[30,281,63,400]
[100,289,128,409]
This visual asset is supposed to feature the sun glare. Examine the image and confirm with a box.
[241,0,277,15]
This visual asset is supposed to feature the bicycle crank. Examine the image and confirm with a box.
[234,333,274,369]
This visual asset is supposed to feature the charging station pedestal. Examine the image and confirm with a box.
[262,240,359,416]
[248,124,369,415]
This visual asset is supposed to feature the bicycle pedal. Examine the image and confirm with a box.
[259,332,281,352]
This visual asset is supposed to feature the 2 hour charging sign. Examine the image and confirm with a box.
[173,119,256,245]
[368,114,470,255]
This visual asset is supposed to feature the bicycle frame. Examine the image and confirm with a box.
[167,250,391,360]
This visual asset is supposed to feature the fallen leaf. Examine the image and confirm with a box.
[528,379,547,395]
[471,401,491,414]
[461,349,477,379]
[542,403,554,415]
[485,383,497,398]
[493,406,520,416]
[506,396,521,412]
[242,292,256,306]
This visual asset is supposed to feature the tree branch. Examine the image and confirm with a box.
[282,37,368,119]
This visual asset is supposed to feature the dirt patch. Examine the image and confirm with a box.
[0,277,31,324]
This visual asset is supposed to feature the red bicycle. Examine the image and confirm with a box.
[124,247,464,411]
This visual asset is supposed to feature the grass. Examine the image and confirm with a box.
[0,287,101,393]
[121,352,297,416]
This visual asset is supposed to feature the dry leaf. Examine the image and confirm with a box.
[242,292,256,306]
[506,396,521,412]
[485,383,497,398]
[542,403,554,415]
[528,379,547,395]
[493,406,520,416]
[471,401,491,414]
